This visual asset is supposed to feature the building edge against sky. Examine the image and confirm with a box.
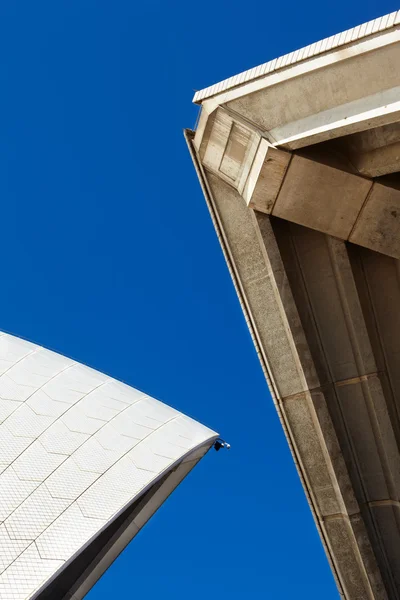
[0,331,218,600]
[187,10,400,600]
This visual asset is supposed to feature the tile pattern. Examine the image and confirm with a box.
[0,333,217,599]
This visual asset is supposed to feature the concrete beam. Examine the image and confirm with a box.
[271,154,372,239]
[350,182,400,256]
[268,90,400,150]
[196,108,400,259]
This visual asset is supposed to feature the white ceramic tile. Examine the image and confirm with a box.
[3,365,49,391]
[78,392,120,421]
[0,374,36,402]
[136,396,179,424]
[12,441,66,482]
[0,335,37,377]
[0,330,217,599]
[94,422,139,453]
[36,504,105,561]
[39,421,89,456]
[4,405,53,439]
[61,406,104,435]
[21,347,73,377]
[110,411,152,439]
[77,456,153,520]
[0,544,63,600]
[41,370,85,405]
[27,390,70,418]
[0,399,22,425]
[0,468,39,521]
[128,441,172,473]
[123,399,168,430]
[62,363,109,392]
[72,438,121,474]
[102,379,145,405]
[176,414,217,446]
[77,481,132,521]
[91,385,133,412]
[0,525,30,575]
[5,486,70,541]
[0,426,31,474]
[45,458,98,500]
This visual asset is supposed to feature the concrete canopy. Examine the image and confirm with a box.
[187,10,400,600]
[0,332,217,600]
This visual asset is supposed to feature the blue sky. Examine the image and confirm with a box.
[0,1,397,598]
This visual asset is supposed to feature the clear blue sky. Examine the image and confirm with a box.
[0,1,396,598]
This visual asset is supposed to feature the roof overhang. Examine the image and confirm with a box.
[194,11,400,104]
[188,10,400,599]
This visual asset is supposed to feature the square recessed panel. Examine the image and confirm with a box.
[219,123,252,181]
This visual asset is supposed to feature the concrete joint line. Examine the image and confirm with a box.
[335,372,381,387]
[368,499,400,509]
[348,180,375,241]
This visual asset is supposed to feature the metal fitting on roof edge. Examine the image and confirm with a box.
[214,439,231,451]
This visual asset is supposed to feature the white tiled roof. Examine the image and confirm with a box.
[0,332,217,599]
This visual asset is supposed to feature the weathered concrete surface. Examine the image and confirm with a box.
[272,154,372,239]
[350,183,400,257]
[199,166,389,599]
[224,35,400,149]
[191,153,400,597]
[244,142,291,213]
[195,103,400,259]
[332,123,400,177]
[188,11,400,600]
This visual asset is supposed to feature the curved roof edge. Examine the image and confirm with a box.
[0,331,218,599]
[32,439,216,600]
[193,10,400,103]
